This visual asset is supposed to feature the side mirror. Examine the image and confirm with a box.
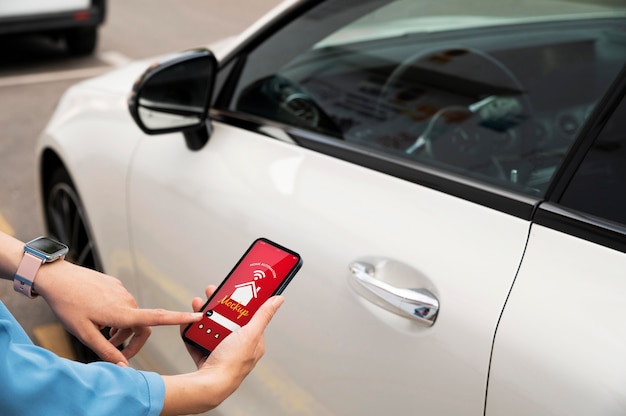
[128,48,217,150]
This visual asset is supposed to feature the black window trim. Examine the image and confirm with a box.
[210,1,626,251]
[529,64,626,252]
[216,0,323,73]
[211,108,540,220]
[534,202,626,253]
[210,65,626,249]
[211,107,626,253]
[544,64,626,203]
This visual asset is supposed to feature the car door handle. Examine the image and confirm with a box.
[349,261,439,326]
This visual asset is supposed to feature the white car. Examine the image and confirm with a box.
[0,0,105,55]
[36,0,626,414]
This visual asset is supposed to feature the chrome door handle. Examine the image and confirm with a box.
[349,261,439,326]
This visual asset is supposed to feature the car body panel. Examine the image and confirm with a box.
[127,120,530,414]
[34,38,241,293]
[33,0,626,415]
[37,83,142,293]
[487,223,626,415]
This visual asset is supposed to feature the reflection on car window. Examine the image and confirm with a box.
[560,94,626,226]
[227,0,626,197]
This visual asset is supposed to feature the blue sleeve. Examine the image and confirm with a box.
[0,301,165,416]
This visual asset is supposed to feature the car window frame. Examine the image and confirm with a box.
[533,64,626,253]
[210,0,625,226]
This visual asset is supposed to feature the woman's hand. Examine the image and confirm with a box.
[34,260,202,365]
[161,285,284,415]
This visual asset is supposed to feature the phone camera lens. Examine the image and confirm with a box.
[206,310,214,317]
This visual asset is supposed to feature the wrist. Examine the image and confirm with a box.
[161,371,233,415]
[0,233,28,281]
[12,236,69,298]
[31,259,72,298]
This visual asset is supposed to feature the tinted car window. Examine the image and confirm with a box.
[560,93,626,226]
[226,0,626,197]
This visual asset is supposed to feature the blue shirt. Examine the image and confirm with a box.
[0,301,165,415]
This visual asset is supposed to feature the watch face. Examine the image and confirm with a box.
[26,237,69,259]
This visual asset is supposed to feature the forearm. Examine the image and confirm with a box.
[0,231,202,364]
[0,300,165,416]
[0,231,88,299]
[0,232,27,281]
[162,295,283,415]
[161,372,235,416]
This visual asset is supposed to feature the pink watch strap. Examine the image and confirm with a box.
[14,252,44,298]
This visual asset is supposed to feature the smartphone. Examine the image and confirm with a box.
[182,238,302,355]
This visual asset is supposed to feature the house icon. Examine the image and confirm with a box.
[231,281,260,306]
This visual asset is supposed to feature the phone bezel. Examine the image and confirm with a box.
[182,237,302,355]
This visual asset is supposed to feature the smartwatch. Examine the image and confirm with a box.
[14,237,69,298]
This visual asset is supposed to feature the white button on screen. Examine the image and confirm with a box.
[207,310,241,332]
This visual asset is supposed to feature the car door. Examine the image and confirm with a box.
[128,108,530,416]
[487,72,626,415]
[126,0,626,414]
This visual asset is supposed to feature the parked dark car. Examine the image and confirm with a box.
[0,0,106,55]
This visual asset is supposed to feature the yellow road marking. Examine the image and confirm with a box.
[33,323,77,360]
[0,215,76,360]
[0,214,14,235]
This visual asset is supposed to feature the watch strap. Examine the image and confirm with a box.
[14,251,43,298]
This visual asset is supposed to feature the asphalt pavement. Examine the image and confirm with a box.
[0,0,281,354]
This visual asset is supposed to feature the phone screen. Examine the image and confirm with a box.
[183,238,302,354]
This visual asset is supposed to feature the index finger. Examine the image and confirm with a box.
[121,308,203,327]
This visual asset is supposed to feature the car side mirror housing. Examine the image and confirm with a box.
[128,48,217,150]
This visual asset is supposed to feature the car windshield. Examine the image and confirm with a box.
[231,0,626,197]
[317,0,626,47]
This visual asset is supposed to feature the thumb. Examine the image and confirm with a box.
[247,296,284,330]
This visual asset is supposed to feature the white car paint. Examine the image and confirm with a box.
[38,81,531,414]
[125,118,530,414]
[487,224,626,415]
[34,0,626,415]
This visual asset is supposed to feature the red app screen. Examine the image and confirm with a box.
[184,238,301,353]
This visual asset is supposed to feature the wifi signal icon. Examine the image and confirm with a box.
[253,270,266,280]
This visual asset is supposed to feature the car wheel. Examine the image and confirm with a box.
[64,26,97,56]
[45,167,102,272]
[44,166,106,362]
